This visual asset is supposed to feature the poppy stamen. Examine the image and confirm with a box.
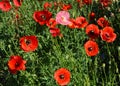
[89,30,94,35]
[15,62,20,67]
[25,40,31,45]
[41,15,46,20]
[105,33,110,38]
[59,74,65,79]
[88,47,93,51]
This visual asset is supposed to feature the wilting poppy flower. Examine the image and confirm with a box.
[8,55,26,74]
[46,18,57,28]
[43,2,52,9]
[13,0,23,7]
[33,10,52,25]
[84,40,99,56]
[100,26,116,43]
[49,28,61,37]
[20,35,38,52]
[75,16,88,29]
[56,11,71,25]
[86,24,100,39]
[0,1,11,12]
[97,17,109,28]
[100,0,111,7]
[61,4,72,11]
[82,0,92,5]
[54,68,71,86]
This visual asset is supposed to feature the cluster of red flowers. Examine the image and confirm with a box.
[7,35,39,74]
[76,0,112,7]
[5,0,39,74]
[3,0,116,85]
[84,16,116,56]
[0,0,23,12]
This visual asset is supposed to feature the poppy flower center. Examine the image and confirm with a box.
[105,33,110,38]
[88,47,93,51]
[3,3,7,7]
[89,30,94,35]
[41,15,46,20]
[25,40,31,45]
[61,16,65,20]
[15,62,20,67]
[59,74,65,79]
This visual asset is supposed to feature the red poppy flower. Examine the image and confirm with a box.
[20,35,38,52]
[86,24,100,39]
[8,55,26,74]
[100,26,117,43]
[61,4,72,11]
[75,16,88,29]
[46,18,57,28]
[13,0,23,7]
[0,1,11,12]
[84,40,99,56]
[100,0,111,7]
[43,2,52,9]
[33,10,52,25]
[68,18,77,29]
[54,68,71,86]
[82,0,92,5]
[97,17,110,28]
[49,28,61,37]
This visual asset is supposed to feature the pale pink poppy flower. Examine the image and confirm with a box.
[56,11,71,25]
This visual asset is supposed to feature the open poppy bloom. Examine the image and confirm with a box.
[100,26,117,43]
[0,1,11,12]
[49,28,61,37]
[86,24,100,39]
[20,35,38,52]
[54,68,71,86]
[46,18,57,28]
[33,10,52,25]
[13,0,23,7]
[56,11,71,25]
[97,17,109,28]
[8,55,26,74]
[84,40,99,56]
[75,16,88,29]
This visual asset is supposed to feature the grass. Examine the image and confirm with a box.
[0,0,120,86]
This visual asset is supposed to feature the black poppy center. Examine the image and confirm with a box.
[15,62,20,67]
[89,30,94,35]
[59,74,65,79]
[105,33,110,38]
[3,3,7,7]
[41,15,46,20]
[88,47,93,51]
[25,40,31,45]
